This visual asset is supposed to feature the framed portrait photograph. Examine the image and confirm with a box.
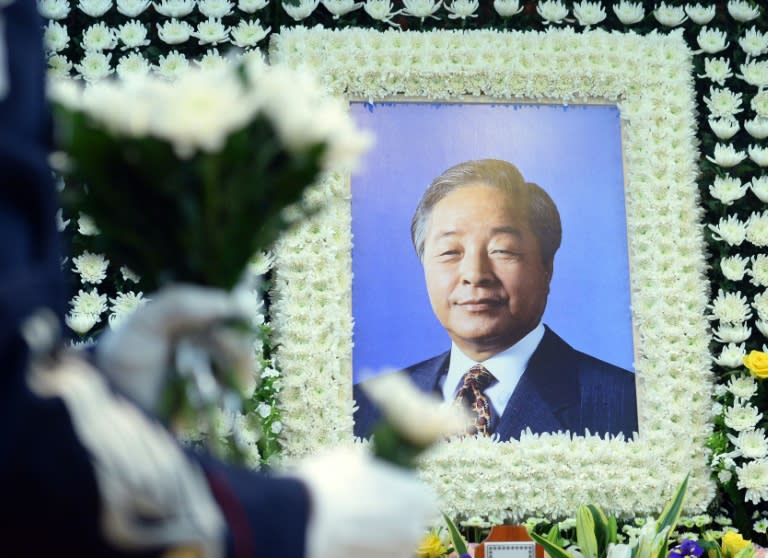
[269,28,715,520]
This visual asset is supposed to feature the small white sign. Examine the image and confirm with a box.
[486,541,536,558]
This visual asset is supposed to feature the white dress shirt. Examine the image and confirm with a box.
[441,323,546,424]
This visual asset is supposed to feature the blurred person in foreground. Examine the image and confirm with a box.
[0,1,435,555]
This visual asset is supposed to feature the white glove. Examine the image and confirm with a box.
[96,285,255,413]
[295,447,438,558]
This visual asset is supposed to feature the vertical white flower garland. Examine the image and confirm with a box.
[270,27,715,517]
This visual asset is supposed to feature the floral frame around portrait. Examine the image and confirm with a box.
[267,27,716,519]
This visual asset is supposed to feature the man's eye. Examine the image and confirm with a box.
[439,250,459,257]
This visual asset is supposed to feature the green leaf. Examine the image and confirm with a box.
[577,505,599,558]
[656,475,689,537]
[530,531,577,558]
[444,514,468,556]
[586,504,612,558]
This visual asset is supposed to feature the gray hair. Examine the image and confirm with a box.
[410,159,562,264]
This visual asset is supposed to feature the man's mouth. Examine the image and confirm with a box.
[455,298,503,311]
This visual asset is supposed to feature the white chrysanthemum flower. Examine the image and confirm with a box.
[238,0,269,12]
[710,176,747,205]
[719,470,734,484]
[749,145,768,167]
[713,323,751,343]
[117,0,151,16]
[70,288,108,317]
[738,60,768,88]
[261,366,279,379]
[322,0,363,18]
[401,0,441,21]
[120,266,140,283]
[755,519,768,534]
[154,0,195,16]
[751,176,768,202]
[362,372,471,444]
[257,402,272,418]
[196,50,228,71]
[150,67,254,156]
[725,402,763,431]
[81,22,118,51]
[230,19,270,47]
[740,27,768,57]
[751,255,768,287]
[745,117,768,139]
[117,21,150,49]
[704,87,743,118]
[270,420,283,434]
[78,0,113,17]
[729,429,768,459]
[493,0,522,17]
[364,0,400,24]
[446,0,477,19]
[753,91,768,118]
[572,1,605,26]
[685,3,715,24]
[198,0,234,17]
[653,3,686,26]
[43,21,70,53]
[709,215,747,246]
[282,0,320,20]
[77,213,100,235]
[727,375,758,399]
[537,0,568,24]
[707,143,747,168]
[47,54,73,78]
[66,312,100,335]
[714,342,747,369]
[748,211,768,245]
[108,291,147,329]
[720,254,749,280]
[155,50,190,80]
[701,58,733,85]
[73,252,110,284]
[74,51,113,82]
[735,459,768,504]
[157,19,193,44]
[727,0,760,22]
[612,1,643,24]
[116,52,151,79]
[697,27,729,53]
[194,18,229,45]
[710,289,753,323]
[38,0,71,19]
[754,289,768,320]
[709,118,740,140]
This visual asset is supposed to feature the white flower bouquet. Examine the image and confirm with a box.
[49,56,371,457]
[50,54,371,291]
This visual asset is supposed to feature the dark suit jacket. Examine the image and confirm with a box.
[353,326,638,441]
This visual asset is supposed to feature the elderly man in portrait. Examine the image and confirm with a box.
[353,159,638,441]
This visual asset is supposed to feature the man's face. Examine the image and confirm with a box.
[422,183,552,361]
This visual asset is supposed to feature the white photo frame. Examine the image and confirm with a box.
[268,27,715,519]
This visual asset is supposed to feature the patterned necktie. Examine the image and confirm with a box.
[454,364,497,436]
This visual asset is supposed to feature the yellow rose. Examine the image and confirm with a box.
[416,533,449,558]
[743,350,768,379]
[722,531,751,558]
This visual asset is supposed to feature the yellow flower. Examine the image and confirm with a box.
[722,531,751,558]
[743,350,768,379]
[416,532,449,558]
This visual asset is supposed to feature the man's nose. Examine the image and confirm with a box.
[459,250,495,285]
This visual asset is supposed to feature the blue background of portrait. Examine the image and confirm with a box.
[350,102,633,383]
